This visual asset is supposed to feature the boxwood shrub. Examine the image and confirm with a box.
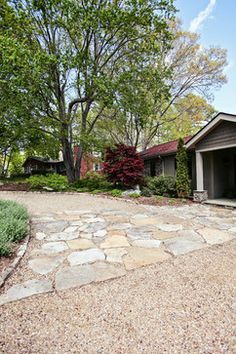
[147,176,177,198]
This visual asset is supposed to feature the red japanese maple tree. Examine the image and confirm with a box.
[103,144,144,187]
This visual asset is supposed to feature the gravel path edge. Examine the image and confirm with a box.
[0,222,31,288]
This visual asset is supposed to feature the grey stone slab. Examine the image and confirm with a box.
[55,262,126,291]
[164,232,205,256]
[63,226,78,233]
[67,248,105,266]
[132,239,161,248]
[79,222,107,233]
[28,255,65,275]
[104,248,128,263]
[46,232,79,241]
[35,232,46,240]
[108,223,132,231]
[35,221,68,233]
[93,229,107,238]
[158,224,183,232]
[126,227,153,241]
[0,279,53,305]
[55,264,95,290]
[41,241,68,254]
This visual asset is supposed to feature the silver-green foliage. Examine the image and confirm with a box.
[0,200,28,256]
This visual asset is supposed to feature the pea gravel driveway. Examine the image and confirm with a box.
[0,192,236,353]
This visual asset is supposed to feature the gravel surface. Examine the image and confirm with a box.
[0,191,145,215]
[0,192,235,353]
[0,239,235,353]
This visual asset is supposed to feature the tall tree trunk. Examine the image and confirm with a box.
[61,123,75,183]
[74,144,83,180]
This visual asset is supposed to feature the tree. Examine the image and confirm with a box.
[2,0,175,182]
[95,20,227,149]
[103,144,144,187]
[157,93,216,142]
[175,138,190,198]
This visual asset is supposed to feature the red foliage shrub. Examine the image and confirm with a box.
[103,144,144,187]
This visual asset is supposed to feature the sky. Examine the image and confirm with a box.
[175,0,236,114]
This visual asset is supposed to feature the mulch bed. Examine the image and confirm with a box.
[122,195,193,206]
[0,183,30,192]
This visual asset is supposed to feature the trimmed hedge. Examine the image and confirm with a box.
[0,200,28,256]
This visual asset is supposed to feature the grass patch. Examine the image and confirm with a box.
[0,200,29,257]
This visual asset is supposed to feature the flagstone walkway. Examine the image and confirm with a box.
[0,192,236,305]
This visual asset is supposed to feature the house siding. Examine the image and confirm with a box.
[163,155,176,176]
[196,121,236,151]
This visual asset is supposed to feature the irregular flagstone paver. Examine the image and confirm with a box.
[35,232,46,240]
[132,239,161,248]
[64,226,78,233]
[67,238,95,250]
[164,232,205,256]
[105,248,128,263]
[123,247,171,270]
[69,221,83,226]
[107,230,126,237]
[92,262,126,282]
[83,217,105,223]
[94,229,107,238]
[80,233,93,239]
[79,222,107,233]
[35,221,68,233]
[41,241,68,254]
[197,227,235,245]
[46,232,79,241]
[107,223,132,231]
[229,227,236,233]
[55,264,95,290]
[55,262,126,291]
[100,236,130,249]
[0,279,52,305]
[158,224,183,232]
[67,248,105,266]
[2,196,236,304]
[152,230,178,240]
[28,255,65,275]
[126,227,154,241]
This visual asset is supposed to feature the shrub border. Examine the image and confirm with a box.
[0,221,31,288]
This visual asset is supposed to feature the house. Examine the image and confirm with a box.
[23,148,103,177]
[140,112,236,202]
[23,157,65,175]
[139,136,192,178]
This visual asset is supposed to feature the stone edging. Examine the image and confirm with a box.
[0,222,31,288]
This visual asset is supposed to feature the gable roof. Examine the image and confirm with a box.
[139,136,192,159]
[22,157,63,167]
[185,112,236,149]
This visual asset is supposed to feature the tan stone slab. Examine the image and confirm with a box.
[123,247,171,270]
[100,236,130,249]
[197,228,235,245]
[67,239,95,250]
[107,230,126,237]
[152,231,178,240]
[130,217,163,226]
[105,215,130,223]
